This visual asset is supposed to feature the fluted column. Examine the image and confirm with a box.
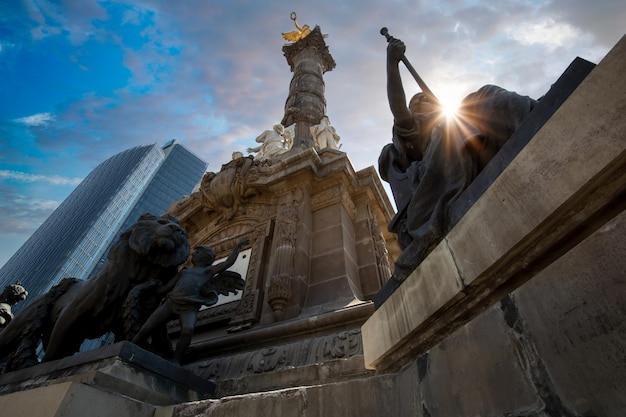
[267,190,302,320]
[281,26,336,150]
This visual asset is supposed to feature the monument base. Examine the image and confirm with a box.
[0,342,215,416]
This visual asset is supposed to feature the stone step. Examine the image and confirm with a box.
[157,371,399,417]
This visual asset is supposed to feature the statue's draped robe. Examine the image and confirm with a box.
[379,85,537,281]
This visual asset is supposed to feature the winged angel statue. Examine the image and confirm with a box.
[282,12,312,42]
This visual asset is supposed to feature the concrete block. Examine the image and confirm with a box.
[514,210,626,416]
[362,243,464,369]
[422,306,540,416]
[0,381,154,417]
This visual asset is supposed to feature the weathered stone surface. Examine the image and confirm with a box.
[362,242,465,369]
[0,342,215,405]
[410,209,626,417]
[167,373,398,417]
[215,356,372,397]
[0,381,154,417]
[421,305,541,416]
[184,306,371,385]
[514,210,626,416]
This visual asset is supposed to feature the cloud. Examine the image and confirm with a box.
[508,18,582,50]
[13,112,55,126]
[1,0,625,267]
[22,0,108,44]
[0,170,82,186]
[0,183,60,234]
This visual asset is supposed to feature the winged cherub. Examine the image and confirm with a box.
[133,238,248,364]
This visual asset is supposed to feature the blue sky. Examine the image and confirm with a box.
[0,0,624,267]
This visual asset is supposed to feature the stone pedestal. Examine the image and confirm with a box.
[0,342,215,416]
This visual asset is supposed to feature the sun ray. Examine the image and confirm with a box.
[439,93,461,119]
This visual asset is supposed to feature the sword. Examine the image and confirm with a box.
[380,27,440,105]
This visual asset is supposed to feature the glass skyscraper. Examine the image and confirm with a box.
[0,140,206,313]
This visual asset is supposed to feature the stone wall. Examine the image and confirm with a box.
[402,209,626,416]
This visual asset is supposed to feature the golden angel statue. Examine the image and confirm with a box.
[282,12,311,42]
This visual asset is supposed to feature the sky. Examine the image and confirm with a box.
[0,0,624,267]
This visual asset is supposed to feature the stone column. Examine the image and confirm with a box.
[281,26,336,150]
[267,190,303,321]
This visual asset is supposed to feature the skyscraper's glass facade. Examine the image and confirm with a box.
[0,141,206,313]
[112,141,207,242]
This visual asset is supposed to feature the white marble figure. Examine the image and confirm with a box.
[282,124,295,150]
[247,124,292,160]
[310,116,341,150]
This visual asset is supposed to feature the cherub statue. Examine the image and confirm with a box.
[247,123,292,160]
[310,116,341,150]
[133,238,249,364]
[282,12,311,42]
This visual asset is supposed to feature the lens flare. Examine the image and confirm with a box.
[440,95,461,119]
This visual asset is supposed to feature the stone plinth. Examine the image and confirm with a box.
[0,381,155,417]
[0,342,215,406]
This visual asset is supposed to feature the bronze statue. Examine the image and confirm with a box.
[133,238,248,364]
[0,282,28,329]
[0,213,190,371]
[379,30,537,284]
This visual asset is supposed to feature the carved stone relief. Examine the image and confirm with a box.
[199,155,265,221]
[188,328,364,381]
[267,190,302,321]
[368,207,392,284]
[316,329,363,361]
[247,347,288,374]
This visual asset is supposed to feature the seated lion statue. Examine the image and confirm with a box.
[0,213,190,371]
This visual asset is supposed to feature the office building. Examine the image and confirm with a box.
[0,140,206,312]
